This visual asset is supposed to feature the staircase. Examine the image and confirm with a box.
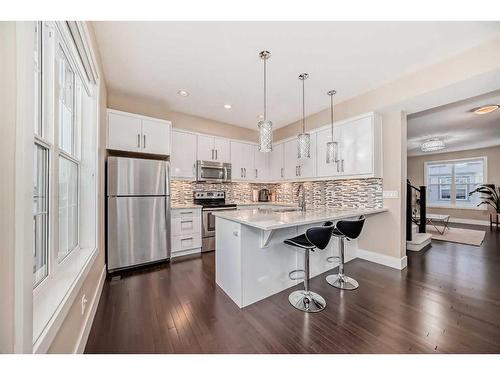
[407,224,432,251]
[406,180,432,252]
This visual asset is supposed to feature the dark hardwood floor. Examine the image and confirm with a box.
[85,223,500,354]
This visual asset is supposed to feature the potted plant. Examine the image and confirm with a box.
[469,184,500,229]
[469,184,500,213]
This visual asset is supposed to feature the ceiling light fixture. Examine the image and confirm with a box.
[297,73,311,159]
[257,50,273,152]
[224,104,232,110]
[326,90,339,164]
[473,104,499,115]
[421,138,446,152]
[177,90,189,97]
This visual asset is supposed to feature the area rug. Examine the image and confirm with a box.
[426,225,486,246]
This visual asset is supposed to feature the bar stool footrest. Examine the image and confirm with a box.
[288,269,305,281]
[326,256,339,263]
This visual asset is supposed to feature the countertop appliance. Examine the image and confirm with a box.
[193,191,236,252]
[259,188,270,202]
[196,160,231,183]
[107,156,171,272]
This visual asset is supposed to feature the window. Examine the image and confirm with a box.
[32,22,97,290]
[33,143,49,287]
[426,158,486,208]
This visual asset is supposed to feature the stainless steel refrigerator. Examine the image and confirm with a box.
[107,156,171,272]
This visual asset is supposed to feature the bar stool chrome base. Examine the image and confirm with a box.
[289,290,326,312]
[326,274,359,290]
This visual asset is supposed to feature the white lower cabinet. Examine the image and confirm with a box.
[170,208,202,258]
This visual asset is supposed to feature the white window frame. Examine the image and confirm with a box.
[424,156,487,210]
[13,21,101,353]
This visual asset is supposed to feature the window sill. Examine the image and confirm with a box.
[32,246,98,353]
[427,205,487,211]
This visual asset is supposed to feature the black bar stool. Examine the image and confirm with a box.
[326,216,365,290]
[284,222,334,312]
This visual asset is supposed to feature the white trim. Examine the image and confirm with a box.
[171,248,202,259]
[448,217,491,227]
[356,248,408,270]
[74,264,105,354]
[14,21,36,353]
[33,247,97,354]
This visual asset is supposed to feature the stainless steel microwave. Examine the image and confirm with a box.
[196,160,231,183]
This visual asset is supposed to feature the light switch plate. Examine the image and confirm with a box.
[383,190,399,199]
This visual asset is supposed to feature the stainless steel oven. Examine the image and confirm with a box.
[202,206,237,252]
[196,160,231,183]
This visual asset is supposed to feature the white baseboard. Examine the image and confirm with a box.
[74,264,106,354]
[356,248,407,270]
[171,247,202,259]
[449,217,490,227]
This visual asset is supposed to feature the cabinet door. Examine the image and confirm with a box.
[283,139,299,180]
[253,146,269,181]
[230,141,253,180]
[107,112,142,152]
[171,130,197,179]
[214,137,231,163]
[297,133,317,178]
[316,127,342,177]
[340,117,373,176]
[197,135,215,161]
[269,143,284,181]
[141,118,171,155]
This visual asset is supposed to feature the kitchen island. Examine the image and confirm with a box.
[212,207,387,308]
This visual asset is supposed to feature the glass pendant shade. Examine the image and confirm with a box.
[326,141,338,164]
[297,133,311,159]
[258,120,273,152]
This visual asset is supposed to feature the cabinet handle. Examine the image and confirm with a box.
[337,160,340,173]
[341,159,344,172]
[241,168,243,178]
[255,169,258,178]
[180,211,193,215]
[244,168,246,178]
[193,163,196,177]
[181,220,193,224]
[211,149,214,160]
[299,166,301,176]
[143,134,146,149]
[281,167,284,178]
[215,149,218,160]
[137,134,141,148]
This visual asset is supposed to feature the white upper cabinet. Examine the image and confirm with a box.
[253,146,269,181]
[107,112,142,153]
[197,135,231,163]
[197,135,215,161]
[230,141,254,180]
[214,137,231,163]
[171,130,197,179]
[316,113,380,178]
[269,143,284,181]
[282,135,317,180]
[107,110,171,156]
[338,116,373,176]
[316,126,342,177]
[142,118,171,155]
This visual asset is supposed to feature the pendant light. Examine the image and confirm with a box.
[257,51,273,152]
[297,73,311,159]
[326,90,339,164]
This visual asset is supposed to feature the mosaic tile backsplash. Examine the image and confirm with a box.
[171,178,383,210]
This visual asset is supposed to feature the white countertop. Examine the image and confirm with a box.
[171,203,203,210]
[212,207,387,230]
[229,201,296,207]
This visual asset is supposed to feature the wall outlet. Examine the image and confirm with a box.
[81,294,88,316]
[383,190,399,199]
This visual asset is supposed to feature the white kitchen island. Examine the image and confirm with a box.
[213,207,387,308]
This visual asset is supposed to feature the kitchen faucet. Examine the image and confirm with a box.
[297,183,306,212]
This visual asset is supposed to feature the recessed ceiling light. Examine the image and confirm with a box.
[473,104,499,115]
[177,90,189,97]
[421,139,446,152]
[224,104,232,110]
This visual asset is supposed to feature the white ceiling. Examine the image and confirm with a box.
[407,90,500,156]
[93,21,500,129]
